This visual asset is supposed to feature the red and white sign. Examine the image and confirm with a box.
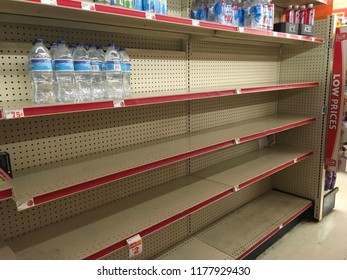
[325,27,347,171]
[126,234,143,258]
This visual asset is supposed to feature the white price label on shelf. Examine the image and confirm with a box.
[40,0,57,5]
[236,88,242,94]
[273,32,278,37]
[298,35,303,40]
[81,2,96,11]
[234,185,240,192]
[126,234,143,258]
[239,27,244,33]
[6,109,24,119]
[146,13,156,20]
[294,158,298,164]
[235,138,240,144]
[17,199,35,211]
[279,224,284,229]
[286,33,291,38]
[192,20,200,27]
[311,37,315,42]
[113,100,125,108]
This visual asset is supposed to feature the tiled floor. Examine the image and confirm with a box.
[257,172,347,260]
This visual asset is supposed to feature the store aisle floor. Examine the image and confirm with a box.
[257,172,347,260]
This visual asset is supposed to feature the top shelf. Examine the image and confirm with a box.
[1,0,325,45]
[274,0,327,8]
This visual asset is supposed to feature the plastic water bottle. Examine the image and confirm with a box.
[267,0,274,30]
[119,48,131,98]
[144,0,155,12]
[29,38,55,104]
[69,44,76,55]
[105,43,123,100]
[243,0,252,27]
[161,0,167,15]
[54,40,76,103]
[214,0,224,24]
[286,5,294,23]
[50,42,58,66]
[73,42,92,102]
[293,5,300,24]
[88,44,106,100]
[50,42,58,98]
[124,0,134,9]
[250,0,263,30]
[134,0,143,10]
[206,0,216,22]
[305,4,315,25]
[299,5,306,25]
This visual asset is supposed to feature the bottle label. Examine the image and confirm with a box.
[30,59,53,71]
[125,62,131,72]
[106,61,122,72]
[91,61,103,72]
[54,59,74,71]
[74,60,92,71]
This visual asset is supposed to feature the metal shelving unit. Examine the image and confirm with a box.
[1,114,315,209]
[5,145,311,260]
[157,190,312,260]
[0,0,333,260]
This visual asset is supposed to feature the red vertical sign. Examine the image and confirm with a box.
[325,27,347,171]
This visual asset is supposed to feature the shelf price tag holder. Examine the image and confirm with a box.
[146,13,156,20]
[81,2,96,11]
[17,199,35,211]
[40,0,57,5]
[192,20,200,27]
[113,100,125,108]
[126,234,143,258]
[5,109,24,119]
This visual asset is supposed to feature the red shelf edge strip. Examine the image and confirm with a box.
[22,101,115,117]
[236,202,313,260]
[0,189,13,201]
[30,118,314,206]
[83,189,233,260]
[238,151,313,190]
[240,118,316,143]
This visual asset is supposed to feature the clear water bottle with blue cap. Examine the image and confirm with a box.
[105,43,123,100]
[54,40,76,103]
[88,44,106,100]
[29,38,55,104]
[73,42,92,101]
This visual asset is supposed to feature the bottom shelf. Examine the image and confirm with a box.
[157,190,312,260]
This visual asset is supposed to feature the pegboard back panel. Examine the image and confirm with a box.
[190,91,278,132]
[190,177,273,234]
[189,41,280,90]
[0,161,188,241]
[276,18,332,220]
[102,217,189,260]
[0,103,189,172]
[127,48,187,96]
[190,140,259,174]
[0,41,186,102]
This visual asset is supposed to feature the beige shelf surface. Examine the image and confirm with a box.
[0,114,314,208]
[157,190,312,260]
[193,145,312,188]
[7,175,230,259]
[157,238,233,260]
[7,144,311,259]
[0,239,16,260]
